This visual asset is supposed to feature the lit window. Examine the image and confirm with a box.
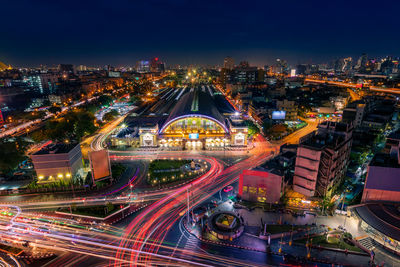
[249,187,257,194]
[243,186,248,192]
[258,187,266,196]
[257,197,267,202]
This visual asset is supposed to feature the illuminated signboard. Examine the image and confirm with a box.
[272,111,286,120]
[89,149,111,181]
[189,133,199,139]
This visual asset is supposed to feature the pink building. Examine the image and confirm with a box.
[362,148,400,203]
[293,121,353,197]
[238,169,283,203]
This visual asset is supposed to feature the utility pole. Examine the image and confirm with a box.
[186,188,190,225]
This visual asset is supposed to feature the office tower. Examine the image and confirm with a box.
[224,57,234,70]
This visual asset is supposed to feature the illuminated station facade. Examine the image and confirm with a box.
[111,85,248,150]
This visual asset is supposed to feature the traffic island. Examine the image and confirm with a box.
[147,159,208,187]
[293,230,365,253]
[184,209,269,253]
[207,211,244,240]
[56,202,147,224]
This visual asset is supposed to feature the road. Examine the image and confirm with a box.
[0,103,321,266]
[305,77,400,95]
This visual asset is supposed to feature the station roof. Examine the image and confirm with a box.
[122,85,236,135]
[353,203,400,242]
[160,88,229,132]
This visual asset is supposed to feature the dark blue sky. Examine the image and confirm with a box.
[1,0,399,67]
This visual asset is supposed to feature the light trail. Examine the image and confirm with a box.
[0,99,320,266]
[112,135,271,266]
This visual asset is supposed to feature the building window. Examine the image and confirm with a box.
[257,196,267,202]
[249,187,257,194]
[242,186,247,193]
[258,187,266,196]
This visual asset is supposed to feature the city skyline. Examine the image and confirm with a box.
[1,0,400,66]
[1,1,400,266]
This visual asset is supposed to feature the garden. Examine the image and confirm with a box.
[58,202,125,218]
[147,159,206,186]
[295,230,362,252]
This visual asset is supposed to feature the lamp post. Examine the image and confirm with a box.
[129,183,133,206]
[186,188,190,225]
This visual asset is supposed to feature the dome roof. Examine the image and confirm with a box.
[160,88,228,133]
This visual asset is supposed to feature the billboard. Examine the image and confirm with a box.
[89,149,111,181]
[272,111,286,120]
[189,133,199,139]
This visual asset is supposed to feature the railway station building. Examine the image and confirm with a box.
[110,86,249,150]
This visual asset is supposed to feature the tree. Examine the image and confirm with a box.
[30,130,47,143]
[0,140,27,174]
[262,120,274,135]
[97,95,113,106]
[106,202,114,213]
[128,93,139,103]
[41,110,98,141]
[103,110,119,122]
[48,106,62,114]
[245,120,260,137]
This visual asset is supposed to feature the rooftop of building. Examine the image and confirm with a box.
[121,85,236,136]
[301,131,346,149]
[33,143,80,155]
[365,150,400,192]
[318,120,352,133]
[162,87,230,132]
[352,203,400,242]
[251,165,283,177]
[281,150,297,159]
[280,143,298,152]
[369,152,400,169]
[387,129,400,141]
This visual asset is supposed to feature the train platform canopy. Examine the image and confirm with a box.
[352,203,400,242]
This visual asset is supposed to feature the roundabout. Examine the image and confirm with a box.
[207,211,244,240]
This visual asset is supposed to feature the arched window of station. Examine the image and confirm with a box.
[160,115,228,135]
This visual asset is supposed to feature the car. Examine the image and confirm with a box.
[223,186,234,193]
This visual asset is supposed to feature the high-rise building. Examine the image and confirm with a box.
[355,53,368,70]
[58,64,74,74]
[342,57,352,71]
[76,65,87,72]
[342,101,366,128]
[136,60,150,73]
[276,99,298,121]
[149,57,166,73]
[272,59,288,74]
[24,73,60,95]
[224,57,234,70]
[334,57,352,72]
[293,121,353,197]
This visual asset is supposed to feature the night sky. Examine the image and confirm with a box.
[1,0,399,67]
